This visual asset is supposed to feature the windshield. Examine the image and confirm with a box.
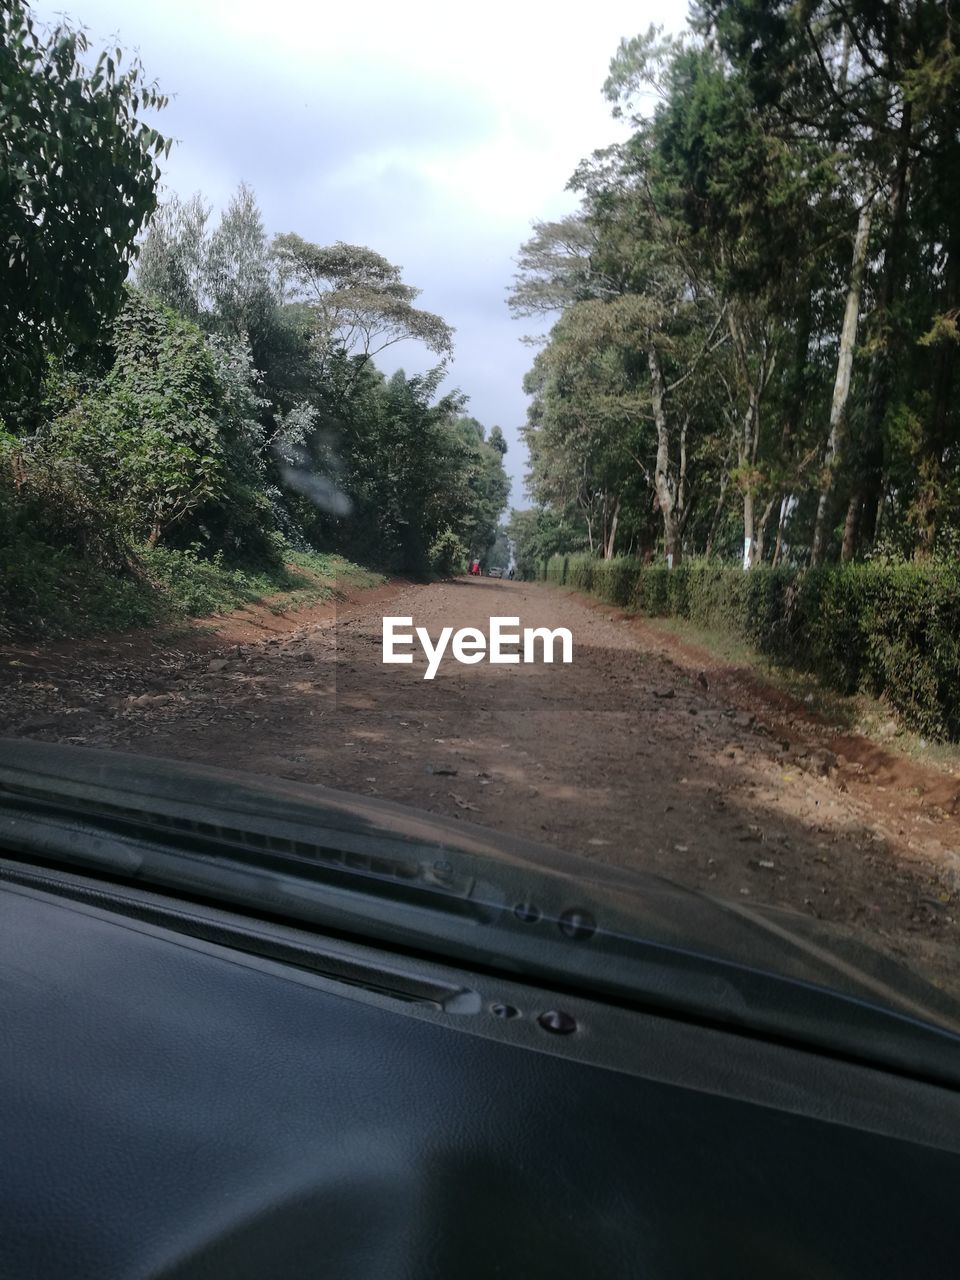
[2,0,960,1057]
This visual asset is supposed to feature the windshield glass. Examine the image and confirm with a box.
[2,0,960,1054]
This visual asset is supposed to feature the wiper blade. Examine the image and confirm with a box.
[1,782,492,923]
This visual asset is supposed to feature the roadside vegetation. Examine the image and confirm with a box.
[541,554,960,741]
[508,1,960,739]
[0,533,382,643]
[1,1,508,642]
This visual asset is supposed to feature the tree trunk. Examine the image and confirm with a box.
[850,100,914,558]
[840,493,860,563]
[873,484,887,546]
[704,481,727,560]
[810,196,874,565]
[604,498,620,560]
[742,488,757,570]
[772,493,795,567]
[751,497,777,567]
[648,344,681,566]
[914,222,958,558]
[705,421,737,559]
[740,384,761,569]
[727,309,774,571]
[663,514,681,567]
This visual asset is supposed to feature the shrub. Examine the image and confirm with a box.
[538,553,960,740]
[0,443,155,639]
[429,528,468,577]
[37,291,274,559]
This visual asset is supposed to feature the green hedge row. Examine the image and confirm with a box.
[538,553,960,741]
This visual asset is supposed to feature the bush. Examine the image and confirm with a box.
[429,528,468,577]
[0,438,155,639]
[37,291,275,559]
[0,434,129,567]
[539,553,960,740]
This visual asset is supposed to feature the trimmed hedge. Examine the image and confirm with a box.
[540,554,960,741]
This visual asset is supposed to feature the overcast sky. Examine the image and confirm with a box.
[35,0,688,504]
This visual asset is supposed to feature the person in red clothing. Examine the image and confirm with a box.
[470,558,481,576]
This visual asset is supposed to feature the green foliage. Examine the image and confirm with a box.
[290,367,508,578]
[452,416,511,560]
[39,292,227,545]
[549,554,960,740]
[135,192,211,321]
[515,3,960,572]
[38,290,274,556]
[272,231,454,367]
[0,481,380,641]
[138,542,381,620]
[0,437,155,639]
[136,544,283,617]
[136,187,481,577]
[508,506,586,579]
[2,15,498,643]
[0,535,159,641]
[429,528,468,577]
[1,1,169,421]
[0,433,129,569]
[206,183,278,342]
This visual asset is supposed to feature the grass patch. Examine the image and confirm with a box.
[0,537,384,643]
[640,611,960,771]
[0,538,160,640]
[285,549,384,592]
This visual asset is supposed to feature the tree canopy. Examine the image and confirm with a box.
[1,1,169,423]
[510,3,960,569]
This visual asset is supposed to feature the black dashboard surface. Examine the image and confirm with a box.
[2,875,959,1279]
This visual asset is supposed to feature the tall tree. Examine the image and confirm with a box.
[272,233,453,383]
[1,0,169,423]
[696,0,960,561]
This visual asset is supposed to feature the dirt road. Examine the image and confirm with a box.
[3,576,960,992]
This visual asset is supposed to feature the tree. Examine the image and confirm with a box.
[513,133,732,566]
[451,416,511,560]
[1,0,169,422]
[137,186,317,426]
[606,31,836,567]
[521,304,657,559]
[696,0,960,561]
[207,183,278,345]
[488,425,508,456]
[40,290,268,551]
[487,526,511,570]
[512,14,960,571]
[272,233,453,383]
[135,192,211,322]
[507,506,586,578]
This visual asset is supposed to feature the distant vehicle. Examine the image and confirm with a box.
[488,566,503,578]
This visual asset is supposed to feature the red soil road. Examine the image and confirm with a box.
[3,576,960,995]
